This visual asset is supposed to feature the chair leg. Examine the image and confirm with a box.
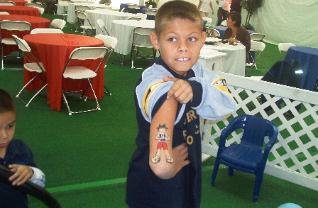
[88,79,101,111]
[16,74,39,100]
[131,46,135,69]
[211,159,220,186]
[1,45,4,70]
[228,167,234,176]
[62,93,72,115]
[25,83,48,107]
[104,87,112,96]
[253,171,264,202]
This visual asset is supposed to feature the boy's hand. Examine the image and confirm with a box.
[164,76,193,104]
[8,164,33,186]
[172,143,190,175]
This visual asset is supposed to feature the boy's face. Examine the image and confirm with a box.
[150,18,206,76]
[0,111,16,153]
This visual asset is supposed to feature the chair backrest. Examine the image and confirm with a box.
[0,20,31,32]
[0,11,10,15]
[68,47,107,61]
[250,33,265,41]
[31,28,64,34]
[128,16,142,21]
[75,5,90,12]
[132,27,154,48]
[0,2,15,6]
[95,34,117,49]
[278,42,296,52]
[12,34,31,53]
[251,40,266,52]
[234,115,278,148]
[50,19,66,30]
[76,11,88,21]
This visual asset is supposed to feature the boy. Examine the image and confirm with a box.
[0,89,45,208]
[126,1,236,208]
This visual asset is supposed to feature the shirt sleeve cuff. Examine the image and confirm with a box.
[30,167,46,187]
[189,80,203,108]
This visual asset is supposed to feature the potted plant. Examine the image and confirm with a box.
[241,0,263,29]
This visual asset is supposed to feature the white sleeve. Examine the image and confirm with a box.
[136,78,186,124]
[30,167,46,187]
[190,66,237,120]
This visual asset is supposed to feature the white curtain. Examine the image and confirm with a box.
[249,0,318,47]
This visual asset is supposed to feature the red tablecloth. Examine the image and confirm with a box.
[23,33,105,111]
[0,6,40,16]
[0,15,50,55]
[11,0,27,6]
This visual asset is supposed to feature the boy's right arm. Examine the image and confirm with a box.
[148,97,190,180]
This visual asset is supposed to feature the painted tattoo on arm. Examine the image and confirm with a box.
[151,124,174,164]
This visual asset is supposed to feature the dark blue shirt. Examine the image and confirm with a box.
[0,139,36,208]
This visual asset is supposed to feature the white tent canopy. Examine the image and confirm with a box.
[249,0,318,47]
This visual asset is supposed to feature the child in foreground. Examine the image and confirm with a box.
[126,1,237,207]
[0,89,45,208]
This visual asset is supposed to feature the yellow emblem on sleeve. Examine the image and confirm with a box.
[211,77,232,96]
[142,80,165,118]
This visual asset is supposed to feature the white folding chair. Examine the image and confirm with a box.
[248,40,266,70]
[0,20,31,70]
[96,19,110,35]
[12,35,47,107]
[278,43,296,53]
[250,33,265,42]
[0,2,16,6]
[95,34,118,95]
[30,28,63,34]
[50,18,66,30]
[62,46,107,115]
[131,27,155,69]
[75,11,95,35]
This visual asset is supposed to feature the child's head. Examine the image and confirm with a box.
[150,0,206,76]
[227,11,242,28]
[0,89,16,153]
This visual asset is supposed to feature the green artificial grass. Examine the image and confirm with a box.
[0,14,316,208]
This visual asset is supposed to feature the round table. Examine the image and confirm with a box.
[23,33,105,111]
[86,9,146,35]
[203,43,246,76]
[0,6,40,16]
[111,19,154,55]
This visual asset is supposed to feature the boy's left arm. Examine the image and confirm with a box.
[189,72,237,120]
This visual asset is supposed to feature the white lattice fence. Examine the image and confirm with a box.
[201,73,318,191]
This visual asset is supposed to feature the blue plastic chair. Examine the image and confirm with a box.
[211,115,278,202]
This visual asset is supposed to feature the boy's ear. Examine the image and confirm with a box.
[150,32,160,50]
[201,31,207,44]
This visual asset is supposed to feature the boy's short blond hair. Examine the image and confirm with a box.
[0,89,16,113]
[155,0,203,35]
